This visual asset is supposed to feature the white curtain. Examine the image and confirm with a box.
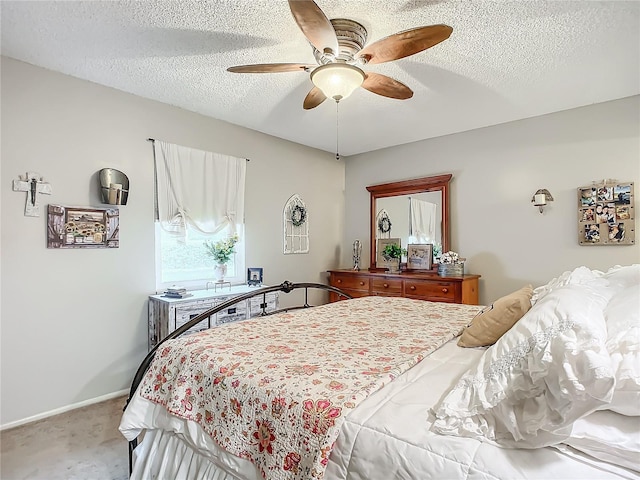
[154,140,246,238]
[409,198,437,244]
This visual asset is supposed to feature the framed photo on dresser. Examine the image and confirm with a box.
[247,267,263,286]
[407,244,433,270]
[376,238,401,269]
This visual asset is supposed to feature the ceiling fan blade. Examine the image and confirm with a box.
[357,24,452,65]
[362,72,413,99]
[288,0,339,55]
[303,86,327,110]
[227,63,313,73]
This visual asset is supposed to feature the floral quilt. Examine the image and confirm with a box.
[138,295,482,480]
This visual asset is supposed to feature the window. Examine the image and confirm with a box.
[155,224,245,290]
[152,140,246,291]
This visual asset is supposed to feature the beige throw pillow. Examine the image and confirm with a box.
[458,285,533,347]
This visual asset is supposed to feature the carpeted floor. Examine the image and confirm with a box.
[1,395,130,480]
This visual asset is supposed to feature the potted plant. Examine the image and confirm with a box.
[382,244,407,272]
[204,234,239,282]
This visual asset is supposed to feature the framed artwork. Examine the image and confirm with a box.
[247,267,263,286]
[407,244,433,270]
[578,182,635,246]
[47,205,119,248]
[376,237,401,269]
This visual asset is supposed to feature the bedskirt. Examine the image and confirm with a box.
[132,429,247,480]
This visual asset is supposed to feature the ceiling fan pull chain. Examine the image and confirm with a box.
[336,100,340,161]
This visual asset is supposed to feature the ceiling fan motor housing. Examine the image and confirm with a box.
[313,18,368,64]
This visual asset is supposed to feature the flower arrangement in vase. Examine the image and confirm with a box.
[204,234,239,282]
[438,251,465,276]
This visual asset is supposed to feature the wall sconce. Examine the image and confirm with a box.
[98,168,129,205]
[531,188,553,214]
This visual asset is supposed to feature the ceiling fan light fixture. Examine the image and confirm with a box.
[310,63,365,102]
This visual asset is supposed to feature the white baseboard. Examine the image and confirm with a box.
[0,388,129,431]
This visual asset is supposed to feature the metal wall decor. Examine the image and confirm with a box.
[13,171,52,217]
[47,205,119,248]
[578,180,634,246]
[283,194,309,254]
[98,168,129,205]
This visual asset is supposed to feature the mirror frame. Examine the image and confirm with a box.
[367,174,452,270]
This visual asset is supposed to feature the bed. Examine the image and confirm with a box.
[120,268,640,479]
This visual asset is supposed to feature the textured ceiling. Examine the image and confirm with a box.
[2,1,639,156]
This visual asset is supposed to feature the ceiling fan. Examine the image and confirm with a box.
[227,0,452,110]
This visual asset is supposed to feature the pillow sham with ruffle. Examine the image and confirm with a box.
[601,279,640,416]
[530,265,607,305]
[431,279,616,448]
[601,264,640,290]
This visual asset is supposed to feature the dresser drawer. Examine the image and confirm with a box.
[404,280,457,301]
[175,303,215,334]
[371,278,403,295]
[217,301,248,325]
[331,275,370,291]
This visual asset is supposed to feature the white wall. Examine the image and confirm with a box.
[0,57,345,426]
[344,96,640,304]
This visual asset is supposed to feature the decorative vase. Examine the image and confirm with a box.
[438,263,464,277]
[387,259,401,273]
[214,263,228,282]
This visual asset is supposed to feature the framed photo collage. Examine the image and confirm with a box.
[578,182,634,246]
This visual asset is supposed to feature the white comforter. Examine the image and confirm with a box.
[121,339,638,480]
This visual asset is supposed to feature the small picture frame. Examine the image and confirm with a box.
[407,244,433,270]
[247,267,263,286]
[376,237,401,269]
[614,184,631,204]
[580,188,596,206]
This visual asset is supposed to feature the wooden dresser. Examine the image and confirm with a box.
[328,269,480,305]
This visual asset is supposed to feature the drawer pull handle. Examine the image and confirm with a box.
[383,283,389,288]
[441,288,448,293]
[337,279,342,283]
[410,286,416,291]
[359,281,365,286]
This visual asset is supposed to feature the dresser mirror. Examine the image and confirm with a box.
[367,174,452,270]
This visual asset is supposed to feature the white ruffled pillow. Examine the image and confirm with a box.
[432,277,616,448]
[601,276,640,416]
[530,265,608,305]
[562,410,640,472]
[602,264,640,290]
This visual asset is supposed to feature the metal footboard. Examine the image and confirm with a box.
[124,280,352,475]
